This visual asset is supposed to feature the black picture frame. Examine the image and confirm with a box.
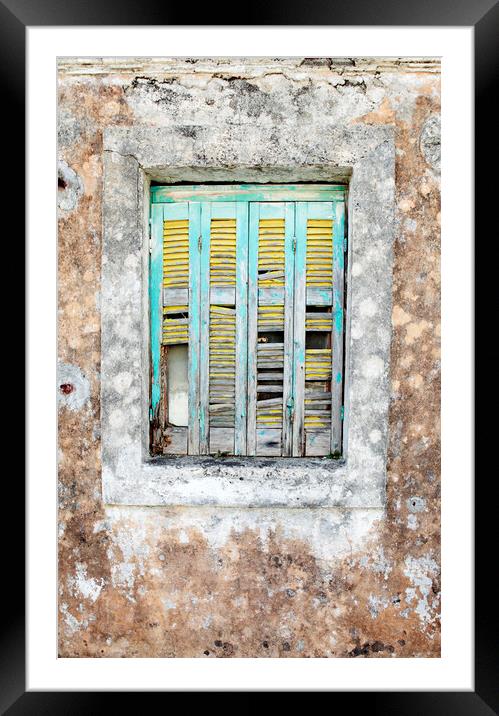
[5,0,494,710]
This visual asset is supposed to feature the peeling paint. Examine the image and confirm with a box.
[404,554,440,625]
[57,57,440,658]
[67,562,104,603]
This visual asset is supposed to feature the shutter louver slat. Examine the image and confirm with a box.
[209,305,236,428]
[163,219,190,288]
[162,305,189,344]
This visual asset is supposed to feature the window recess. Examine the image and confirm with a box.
[150,185,346,458]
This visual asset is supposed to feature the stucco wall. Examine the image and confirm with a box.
[57,57,441,658]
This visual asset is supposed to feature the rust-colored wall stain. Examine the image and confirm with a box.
[58,60,441,657]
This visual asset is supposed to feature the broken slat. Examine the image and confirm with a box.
[305,348,332,381]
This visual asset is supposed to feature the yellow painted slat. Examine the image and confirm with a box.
[163,218,189,289]
[209,304,236,426]
[209,219,236,288]
[258,304,285,330]
[305,348,332,381]
[162,303,189,345]
[258,218,285,287]
[306,218,333,288]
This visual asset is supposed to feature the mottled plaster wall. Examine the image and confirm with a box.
[58,57,440,658]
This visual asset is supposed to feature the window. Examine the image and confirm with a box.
[149,184,346,458]
[101,123,394,507]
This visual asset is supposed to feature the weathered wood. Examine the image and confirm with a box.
[256,210,294,455]
[256,428,282,456]
[256,397,283,407]
[163,287,189,306]
[209,206,237,289]
[258,304,284,331]
[331,200,346,455]
[163,213,190,289]
[257,342,284,350]
[187,202,201,455]
[305,348,332,381]
[305,390,332,399]
[151,183,346,204]
[209,302,236,430]
[210,287,236,305]
[306,287,333,305]
[152,188,345,460]
[292,202,307,456]
[150,204,164,418]
[305,311,333,331]
[258,287,285,305]
[210,427,234,454]
[207,205,239,447]
[305,430,331,456]
[235,202,248,455]
[151,184,346,202]
[163,426,188,455]
[246,203,259,455]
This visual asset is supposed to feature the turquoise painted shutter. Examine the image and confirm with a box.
[293,201,340,457]
[201,202,249,455]
[247,202,295,456]
[162,202,200,454]
[150,202,164,424]
[151,189,346,458]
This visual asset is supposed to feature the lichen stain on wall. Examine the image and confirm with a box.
[57,58,440,657]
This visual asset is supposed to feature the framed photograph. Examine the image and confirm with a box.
[4,0,492,708]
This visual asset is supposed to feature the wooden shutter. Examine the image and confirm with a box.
[292,201,344,457]
[247,202,295,456]
[153,201,201,455]
[197,202,249,455]
[151,188,345,459]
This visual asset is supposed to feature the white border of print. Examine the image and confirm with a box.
[27,27,472,691]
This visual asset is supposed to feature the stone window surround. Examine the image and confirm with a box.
[101,124,395,508]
